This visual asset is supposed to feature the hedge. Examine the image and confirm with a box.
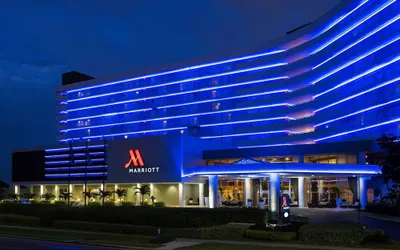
[53,220,247,240]
[366,203,400,216]
[298,222,366,246]
[245,230,296,241]
[0,204,268,228]
[0,214,40,227]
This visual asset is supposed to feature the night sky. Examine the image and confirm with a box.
[0,0,340,182]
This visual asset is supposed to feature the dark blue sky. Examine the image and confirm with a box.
[0,0,340,182]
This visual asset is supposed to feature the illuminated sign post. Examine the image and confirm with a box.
[279,194,291,224]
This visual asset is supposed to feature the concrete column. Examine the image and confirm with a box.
[298,155,304,163]
[40,185,44,196]
[199,183,204,207]
[69,184,73,195]
[245,178,251,207]
[358,152,366,165]
[14,185,19,196]
[318,180,324,201]
[150,183,154,196]
[55,185,59,200]
[298,177,305,208]
[208,175,218,208]
[270,173,280,213]
[179,183,185,207]
[136,184,141,204]
[359,177,368,209]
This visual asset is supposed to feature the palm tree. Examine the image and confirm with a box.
[150,195,156,205]
[41,193,55,201]
[99,190,113,205]
[135,185,151,205]
[0,181,9,200]
[59,192,73,201]
[115,189,127,205]
[23,193,37,200]
[82,191,95,204]
[8,193,19,200]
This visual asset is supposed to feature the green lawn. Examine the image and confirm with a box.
[0,226,160,248]
[175,243,324,250]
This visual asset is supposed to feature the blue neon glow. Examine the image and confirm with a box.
[314,76,400,112]
[238,143,294,149]
[313,55,400,98]
[45,173,107,178]
[313,13,400,69]
[62,76,289,114]
[311,35,400,85]
[45,166,107,171]
[61,103,289,133]
[45,145,105,152]
[200,116,295,128]
[315,98,400,127]
[45,152,104,158]
[45,158,104,165]
[67,63,288,102]
[311,0,396,55]
[61,126,188,142]
[200,130,288,139]
[66,50,285,94]
[314,117,400,142]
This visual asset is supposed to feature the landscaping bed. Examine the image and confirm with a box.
[366,203,400,216]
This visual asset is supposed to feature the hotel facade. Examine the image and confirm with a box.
[12,0,400,212]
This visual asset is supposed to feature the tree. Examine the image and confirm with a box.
[0,180,9,200]
[23,193,37,200]
[376,134,400,205]
[115,189,127,205]
[82,192,95,202]
[98,190,113,205]
[41,193,55,201]
[135,185,151,204]
[59,192,73,201]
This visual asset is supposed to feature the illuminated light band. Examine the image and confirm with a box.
[66,63,288,102]
[45,173,107,178]
[200,117,295,128]
[61,103,290,133]
[62,76,289,114]
[66,50,285,94]
[200,130,289,139]
[45,166,107,171]
[315,77,400,113]
[45,152,104,158]
[61,126,188,142]
[45,158,104,165]
[311,0,396,55]
[314,117,400,142]
[45,145,105,152]
[183,170,379,177]
[62,108,152,122]
[313,55,400,99]
[314,13,400,70]
[311,35,400,85]
[313,0,369,38]
[315,98,400,128]
[238,143,294,149]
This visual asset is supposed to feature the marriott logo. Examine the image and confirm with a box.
[124,149,159,174]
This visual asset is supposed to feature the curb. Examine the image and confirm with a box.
[363,214,400,223]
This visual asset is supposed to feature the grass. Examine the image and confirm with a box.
[175,243,324,250]
[0,226,160,248]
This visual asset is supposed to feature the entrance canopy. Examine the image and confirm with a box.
[182,158,381,177]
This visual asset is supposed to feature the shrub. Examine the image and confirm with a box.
[0,214,40,227]
[154,202,165,208]
[88,202,101,206]
[54,201,66,205]
[366,203,400,216]
[299,222,365,246]
[40,201,51,204]
[104,201,116,206]
[362,228,390,244]
[121,202,135,206]
[164,224,247,240]
[151,233,175,243]
[245,229,296,241]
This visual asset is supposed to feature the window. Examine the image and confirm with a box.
[212,102,220,110]
[228,113,232,121]
[212,90,217,98]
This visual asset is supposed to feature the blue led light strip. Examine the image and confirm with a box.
[62,76,288,114]
[314,13,400,70]
[45,158,104,165]
[200,130,289,139]
[200,116,295,128]
[45,152,104,158]
[45,173,107,178]
[311,35,400,85]
[311,0,396,55]
[45,166,107,171]
[45,145,104,152]
[61,103,289,133]
[66,50,285,94]
[313,1,369,38]
[315,77,400,113]
[67,63,288,102]
[238,143,294,149]
[315,98,400,128]
[314,117,400,142]
[313,55,400,99]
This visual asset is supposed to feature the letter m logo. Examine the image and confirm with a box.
[124,149,144,168]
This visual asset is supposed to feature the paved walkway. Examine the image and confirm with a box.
[160,238,390,250]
